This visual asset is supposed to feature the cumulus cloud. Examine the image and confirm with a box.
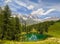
[31,8,56,16]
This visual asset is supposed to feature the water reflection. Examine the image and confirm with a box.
[29,34,37,41]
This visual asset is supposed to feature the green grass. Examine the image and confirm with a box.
[48,22,60,37]
[0,39,60,44]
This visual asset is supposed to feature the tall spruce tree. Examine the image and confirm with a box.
[2,5,11,39]
[14,16,21,40]
[0,7,3,39]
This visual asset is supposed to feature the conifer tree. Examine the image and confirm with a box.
[14,16,21,40]
[2,5,11,39]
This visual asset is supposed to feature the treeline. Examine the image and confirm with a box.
[26,20,60,34]
[0,5,21,40]
[27,21,55,34]
[0,5,60,41]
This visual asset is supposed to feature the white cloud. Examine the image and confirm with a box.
[10,7,17,12]
[4,0,57,16]
[43,9,56,15]
[9,4,21,9]
[31,8,44,15]
[31,8,55,16]
[14,0,34,10]
[51,5,60,11]
[5,0,12,4]
[14,0,26,7]
[44,17,51,19]
[27,5,34,10]
[9,5,18,12]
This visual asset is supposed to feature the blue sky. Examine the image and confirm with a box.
[0,0,60,19]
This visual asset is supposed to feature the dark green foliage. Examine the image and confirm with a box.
[27,21,55,34]
[14,16,21,40]
[0,5,21,41]
[0,7,3,39]
[2,5,11,40]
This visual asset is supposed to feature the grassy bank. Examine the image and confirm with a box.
[0,37,60,44]
[48,22,60,38]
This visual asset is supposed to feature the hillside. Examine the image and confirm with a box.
[48,21,60,37]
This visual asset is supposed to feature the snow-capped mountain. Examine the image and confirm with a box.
[19,15,41,25]
[11,13,60,25]
[43,17,60,21]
